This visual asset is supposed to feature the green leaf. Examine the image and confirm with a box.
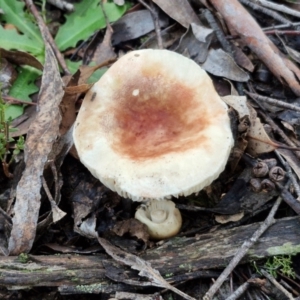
[55,0,128,51]
[0,26,43,55]
[0,0,43,55]
[6,66,40,120]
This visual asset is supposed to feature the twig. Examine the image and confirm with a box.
[2,96,37,106]
[240,0,292,26]
[42,176,54,203]
[203,9,244,94]
[24,0,71,75]
[260,270,294,300]
[46,0,74,12]
[280,279,300,296]
[263,22,300,31]
[137,0,163,49]
[265,30,300,36]
[245,91,300,113]
[0,206,12,225]
[275,182,300,215]
[203,9,235,57]
[225,281,250,300]
[275,150,300,199]
[203,196,282,300]
[255,0,300,19]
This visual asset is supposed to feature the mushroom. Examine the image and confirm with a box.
[73,49,234,239]
[135,199,182,240]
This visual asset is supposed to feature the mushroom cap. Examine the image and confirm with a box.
[135,199,182,240]
[73,49,234,201]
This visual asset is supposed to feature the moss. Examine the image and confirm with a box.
[75,283,104,293]
[178,263,192,272]
[267,242,300,256]
[18,253,30,264]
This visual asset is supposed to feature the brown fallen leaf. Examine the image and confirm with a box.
[93,24,117,64]
[175,23,213,64]
[0,48,43,70]
[222,95,249,118]
[8,42,64,255]
[152,0,201,28]
[215,212,244,224]
[112,219,150,243]
[246,105,277,156]
[59,59,115,136]
[232,44,255,73]
[112,10,168,45]
[202,49,249,82]
[63,83,94,95]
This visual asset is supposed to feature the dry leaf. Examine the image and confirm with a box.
[64,83,94,94]
[222,95,249,118]
[93,25,117,64]
[10,106,37,137]
[152,0,201,28]
[175,23,213,64]
[76,215,98,239]
[0,48,43,70]
[246,105,277,156]
[215,212,244,224]
[8,43,64,255]
[112,219,150,243]
[50,203,66,223]
[112,10,168,45]
[231,44,255,72]
[202,49,250,82]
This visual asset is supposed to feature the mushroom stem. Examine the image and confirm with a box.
[135,199,182,240]
[150,209,167,223]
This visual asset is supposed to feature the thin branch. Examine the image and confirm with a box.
[225,281,250,300]
[203,196,282,300]
[275,150,300,199]
[240,0,292,26]
[137,0,163,49]
[255,0,300,19]
[276,182,300,215]
[265,30,300,36]
[245,91,300,113]
[263,22,300,31]
[203,9,235,57]
[260,270,294,300]
[2,96,37,106]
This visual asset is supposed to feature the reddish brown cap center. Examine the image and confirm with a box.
[108,65,211,161]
